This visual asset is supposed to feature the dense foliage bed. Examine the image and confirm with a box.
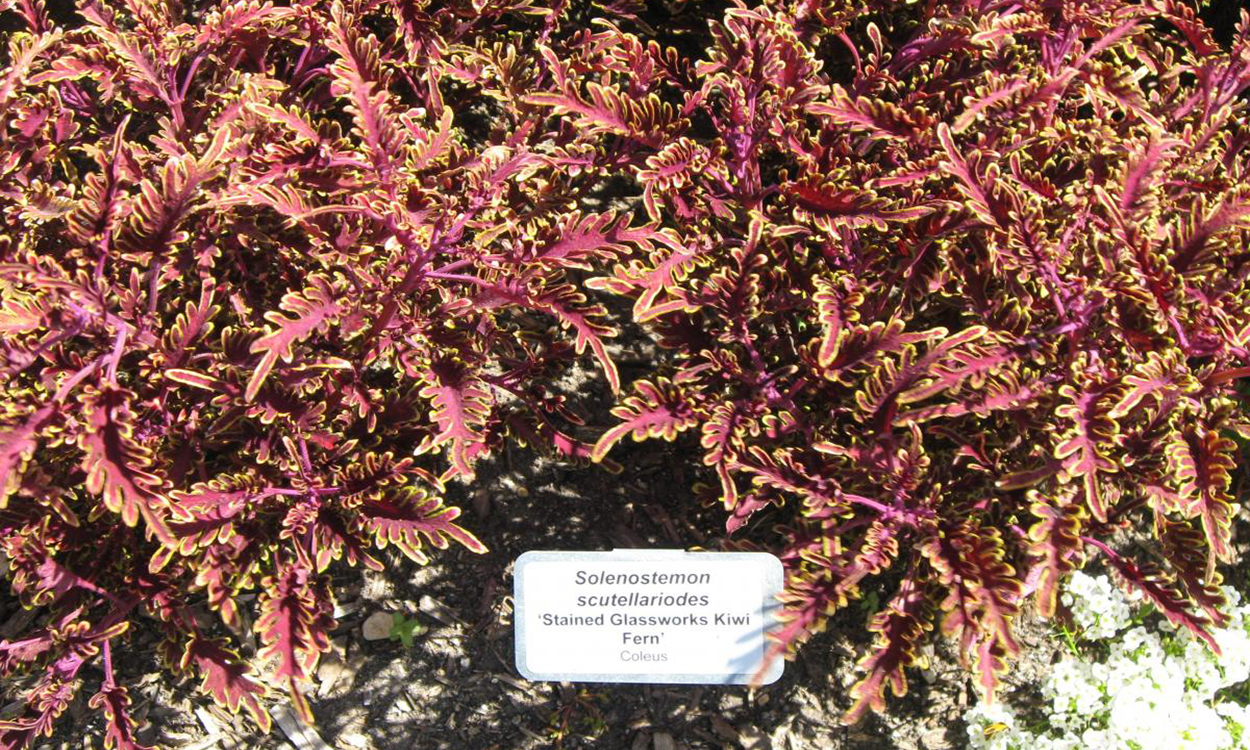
[1,0,1248,747]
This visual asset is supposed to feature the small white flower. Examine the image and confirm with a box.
[963,573,1250,750]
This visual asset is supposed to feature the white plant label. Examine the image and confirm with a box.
[513,549,784,684]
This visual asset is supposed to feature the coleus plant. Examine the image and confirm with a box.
[0,0,663,745]
[574,0,1250,723]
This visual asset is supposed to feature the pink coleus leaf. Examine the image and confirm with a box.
[78,386,173,544]
[180,637,270,732]
[0,678,77,750]
[359,486,487,565]
[1108,350,1196,419]
[843,579,932,724]
[922,521,1021,665]
[417,358,491,479]
[936,122,1008,229]
[1167,428,1236,568]
[88,682,154,750]
[786,182,932,232]
[1172,187,1250,274]
[521,211,660,269]
[527,284,619,393]
[1024,490,1086,619]
[525,82,668,147]
[587,240,698,324]
[812,274,863,368]
[808,84,929,141]
[973,632,1011,704]
[1104,556,1219,652]
[0,404,54,507]
[700,401,750,510]
[324,1,403,178]
[1157,518,1228,628]
[1053,381,1119,523]
[897,329,1010,405]
[952,76,1031,133]
[254,565,333,722]
[246,274,344,402]
[1119,134,1182,215]
[592,377,699,462]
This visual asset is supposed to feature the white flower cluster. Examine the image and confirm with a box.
[1059,569,1139,640]
[963,570,1250,750]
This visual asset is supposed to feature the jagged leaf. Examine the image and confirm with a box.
[417,358,491,479]
[592,378,699,462]
[181,638,270,732]
[359,487,487,565]
[246,275,344,402]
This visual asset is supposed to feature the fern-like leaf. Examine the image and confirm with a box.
[592,378,699,462]
[637,139,712,221]
[1119,134,1182,215]
[254,565,333,723]
[787,182,932,232]
[417,358,491,479]
[523,212,659,270]
[180,638,270,732]
[528,283,619,393]
[843,579,932,724]
[1168,428,1236,568]
[78,387,172,543]
[813,274,863,367]
[1105,557,1219,652]
[324,0,402,178]
[700,401,750,510]
[1109,350,1195,419]
[0,405,54,507]
[88,682,154,750]
[526,81,669,146]
[246,275,344,402]
[359,487,486,565]
[1025,490,1086,618]
[1053,381,1120,522]
[1157,518,1228,627]
[809,85,930,142]
[936,122,1009,229]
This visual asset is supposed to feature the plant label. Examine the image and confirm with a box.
[513,549,784,684]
